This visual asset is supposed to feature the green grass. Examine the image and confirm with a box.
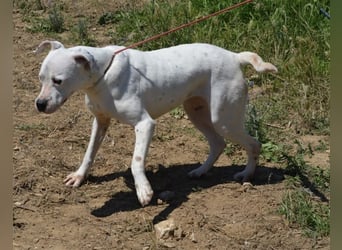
[169,107,186,119]
[15,123,47,131]
[282,141,330,195]
[279,189,330,237]
[278,141,330,238]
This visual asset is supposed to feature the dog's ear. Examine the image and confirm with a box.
[73,55,91,71]
[34,40,64,54]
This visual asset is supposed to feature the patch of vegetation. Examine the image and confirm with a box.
[25,4,65,33]
[169,107,186,119]
[245,103,268,143]
[48,5,64,33]
[278,141,330,238]
[14,0,44,14]
[48,5,65,33]
[98,12,123,26]
[314,139,328,152]
[15,123,47,131]
[260,141,284,163]
[282,142,330,197]
[72,19,96,46]
[279,189,330,237]
[223,143,240,157]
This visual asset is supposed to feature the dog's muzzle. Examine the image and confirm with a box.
[35,99,48,112]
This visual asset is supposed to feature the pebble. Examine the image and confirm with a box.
[154,218,176,240]
[190,232,197,243]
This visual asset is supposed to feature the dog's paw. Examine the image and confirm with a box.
[63,173,85,187]
[136,183,154,207]
[233,170,254,183]
[187,168,205,178]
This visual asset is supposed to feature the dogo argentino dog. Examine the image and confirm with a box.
[34,40,277,206]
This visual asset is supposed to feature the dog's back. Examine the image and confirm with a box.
[113,43,276,119]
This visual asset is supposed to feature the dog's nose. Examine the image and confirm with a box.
[36,99,48,112]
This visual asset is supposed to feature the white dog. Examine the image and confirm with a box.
[34,41,277,206]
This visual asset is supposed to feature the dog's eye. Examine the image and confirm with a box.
[52,77,62,85]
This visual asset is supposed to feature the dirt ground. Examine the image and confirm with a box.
[13,1,330,249]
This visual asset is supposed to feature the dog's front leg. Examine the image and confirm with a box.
[131,117,156,206]
[64,116,110,187]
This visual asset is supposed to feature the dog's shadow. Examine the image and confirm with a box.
[88,163,286,222]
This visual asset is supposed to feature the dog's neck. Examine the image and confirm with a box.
[81,46,122,90]
[90,56,114,89]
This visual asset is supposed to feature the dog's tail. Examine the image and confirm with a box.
[237,52,278,73]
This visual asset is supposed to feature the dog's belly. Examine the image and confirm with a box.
[142,77,208,119]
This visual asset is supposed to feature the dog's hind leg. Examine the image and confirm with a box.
[184,97,226,178]
[211,96,261,183]
[221,126,261,183]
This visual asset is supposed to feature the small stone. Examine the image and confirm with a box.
[14,201,22,206]
[242,182,253,186]
[174,227,185,239]
[154,218,176,240]
[190,232,197,243]
[157,199,164,205]
[240,182,255,192]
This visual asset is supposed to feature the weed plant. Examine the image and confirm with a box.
[73,19,96,46]
[48,5,65,33]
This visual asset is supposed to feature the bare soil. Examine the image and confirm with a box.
[13,1,330,249]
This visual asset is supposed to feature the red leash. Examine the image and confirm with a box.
[113,0,254,55]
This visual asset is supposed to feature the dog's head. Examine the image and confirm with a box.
[34,40,96,114]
